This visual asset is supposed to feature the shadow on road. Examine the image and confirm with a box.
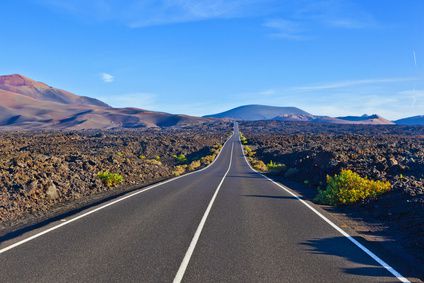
[301,236,403,280]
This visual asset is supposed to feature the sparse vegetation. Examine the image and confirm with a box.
[172,142,224,176]
[173,153,188,164]
[0,123,230,228]
[314,169,391,205]
[97,171,124,187]
[187,160,202,171]
[145,158,162,166]
[173,165,187,176]
[243,145,255,157]
[240,132,248,145]
[267,160,286,173]
[249,158,268,172]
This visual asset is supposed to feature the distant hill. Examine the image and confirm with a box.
[0,74,211,130]
[204,105,310,121]
[336,114,394,125]
[395,115,424,125]
[205,105,395,125]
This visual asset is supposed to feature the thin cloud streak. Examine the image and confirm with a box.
[39,0,277,27]
[413,49,417,66]
[290,77,418,92]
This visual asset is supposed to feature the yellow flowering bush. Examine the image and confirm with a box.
[173,165,187,176]
[315,169,391,205]
[249,158,267,172]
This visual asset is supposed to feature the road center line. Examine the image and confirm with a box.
[0,133,234,255]
[238,132,410,283]
[173,141,234,283]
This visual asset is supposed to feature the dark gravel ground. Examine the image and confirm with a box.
[0,122,230,232]
[239,120,424,259]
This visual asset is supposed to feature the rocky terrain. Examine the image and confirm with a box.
[239,120,424,253]
[0,122,230,232]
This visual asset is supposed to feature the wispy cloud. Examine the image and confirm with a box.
[100,72,114,83]
[263,19,306,40]
[263,0,378,40]
[38,0,276,27]
[290,77,418,92]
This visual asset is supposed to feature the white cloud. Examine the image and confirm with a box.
[100,72,114,83]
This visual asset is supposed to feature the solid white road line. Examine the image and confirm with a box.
[238,132,410,283]
[0,133,234,255]
[173,142,234,283]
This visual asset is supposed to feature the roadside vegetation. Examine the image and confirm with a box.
[0,123,231,228]
[97,171,124,187]
[241,132,285,173]
[240,131,391,205]
[172,143,224,176]
[314,170,391,205]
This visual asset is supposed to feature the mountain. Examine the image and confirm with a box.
[395,115,424,125]
[0,74,210,129]
[204,105,311,121]
[205,105,395,125]
[336,114,394,125]
[0,74,109,107]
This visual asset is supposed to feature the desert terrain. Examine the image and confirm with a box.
[239,120,424,258]
[0,122,230,233]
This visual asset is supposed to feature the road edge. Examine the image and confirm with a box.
[237,129,410,283]
[0,131,235,254]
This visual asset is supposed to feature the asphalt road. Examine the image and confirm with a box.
[0,124,410,282]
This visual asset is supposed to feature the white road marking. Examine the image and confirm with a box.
[0,133,234,255]
[238,131,410,283]
[173,141,234,283]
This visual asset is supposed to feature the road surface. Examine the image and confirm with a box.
[0,124,410,282]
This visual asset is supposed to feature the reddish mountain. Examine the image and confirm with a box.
[0,74,109,107]
[0,74,210,129]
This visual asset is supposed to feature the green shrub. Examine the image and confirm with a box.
[266,161,286,172]
[97,171,124,187]
[173,153,187,164]
[314,169,391,205]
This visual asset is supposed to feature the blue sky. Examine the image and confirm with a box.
[1,0,423,119]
